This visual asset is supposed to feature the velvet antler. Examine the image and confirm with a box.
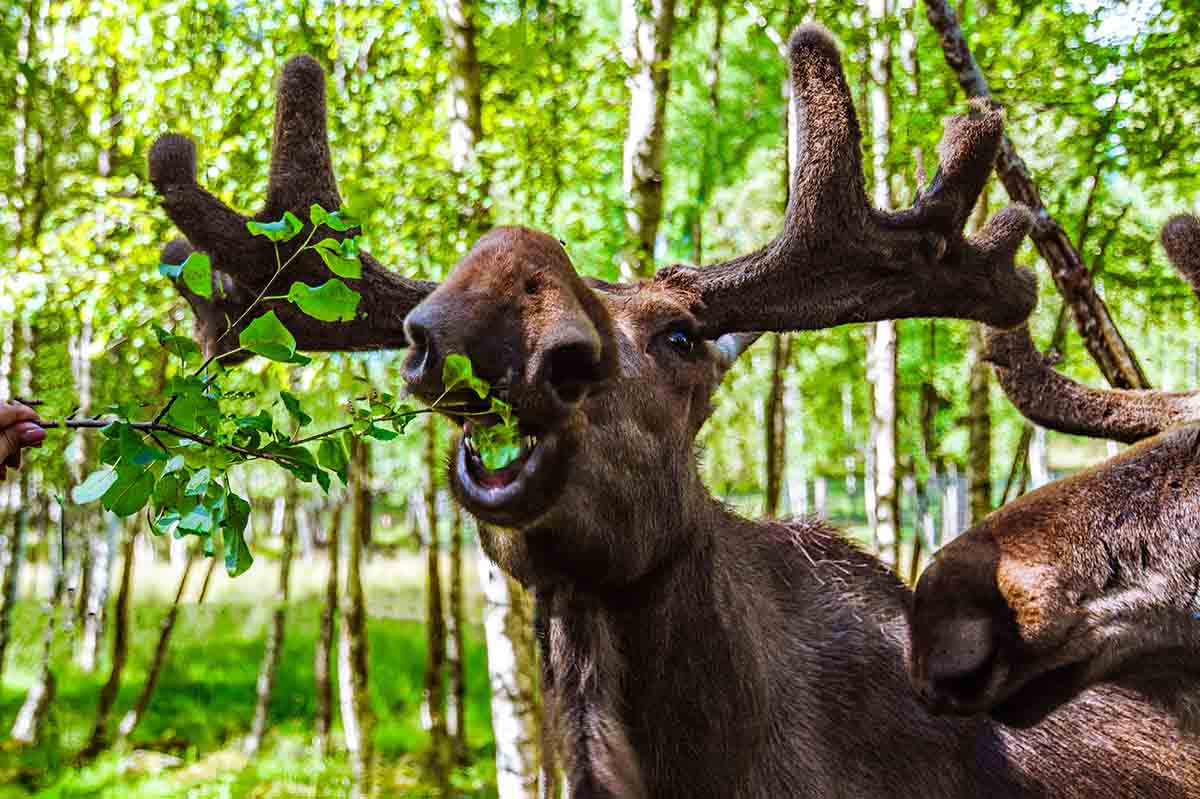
[985,214,1200,443]
[149,55,435,359]
[661,25,1037,337]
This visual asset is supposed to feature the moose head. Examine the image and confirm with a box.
[148,26,1034,593]
[910,214,1200,731]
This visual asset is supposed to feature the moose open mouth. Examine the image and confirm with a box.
[453,420,561,524]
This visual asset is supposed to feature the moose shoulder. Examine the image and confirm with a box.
[150,22,1200,799]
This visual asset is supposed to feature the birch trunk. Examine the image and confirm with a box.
[922,0,1148,390]
[79,524,135,760]
[423,416,451,786]
[867,0,900,570]
[763,334,791,517]
[0,318,34,686]
[448,491,468,762]
[244,480,299,756]
[339,440,374,798]
[314,503,342,757]
[10,498,66,744]
[620,0,677,276]
[477,540,541,799]
[117,553,196,741]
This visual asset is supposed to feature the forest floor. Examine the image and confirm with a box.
[0,554,499,799]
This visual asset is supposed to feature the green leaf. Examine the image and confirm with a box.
[223,493,254,577]
[158,261,183,279]
[239,311,297,362]
[179,503,214,534]
[286,279,361,322]
[313,237,363,279]
[317,437,350,484]
[163,455,186,475]
[73,466,118,504]
[366,424,399,441]
[474,421,522,471]
[320,209,360,232]
[103,466,156,517]
[151,510,181,537]
[279,391,312,428]
[309,203,328,227]
[246,211,304,242]
[442,353,490,399]
[181,252,213,299]
[184,467,211,497]
[155,327,202,364]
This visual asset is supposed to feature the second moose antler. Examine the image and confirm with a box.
[911,214,1200,731]
[148,55,435,359]
[663,28,1036,337]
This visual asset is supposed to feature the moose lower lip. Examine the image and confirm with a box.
[454,428,555,517]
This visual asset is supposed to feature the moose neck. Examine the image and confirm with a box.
[534,498,775,799]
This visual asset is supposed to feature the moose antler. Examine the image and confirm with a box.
[985,214,1200,444]
[661,25,1037,338]
[149,55,436,359]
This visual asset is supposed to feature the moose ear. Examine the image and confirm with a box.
[713,332,762,371]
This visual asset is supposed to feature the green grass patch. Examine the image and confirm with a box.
[0,582,498,798]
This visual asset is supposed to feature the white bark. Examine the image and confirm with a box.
[477,539,540,799]
[620,0,676,275]
[867,0,899,567]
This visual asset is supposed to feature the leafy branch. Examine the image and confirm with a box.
[36,206,519,578]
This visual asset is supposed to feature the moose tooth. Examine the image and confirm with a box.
[524,435,537,450]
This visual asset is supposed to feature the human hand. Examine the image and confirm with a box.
[0,400,45,480]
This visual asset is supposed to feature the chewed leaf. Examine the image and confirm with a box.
[442,353,490,399]
[239,311,298,362]
[286,278,361,322]
[474,421,522,470]
[313,237,362,279]
[247,211,304,242]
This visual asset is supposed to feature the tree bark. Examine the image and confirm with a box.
[620,0,677,276]
[0,318,34,687]
[422,416,451,787]
[10,498,66,744]
[691,0,726,265]
[79,524,135,761]
[922,0,1148,390]
[78,515,118,671]
[867,0,900,569]
[433,2,543,791]
[763,333,791,517]
[314,502,342,757]
[339,439,374,798]
[448,486,468,762]
[116,552,196,741]
[244,480,299,756]
[477,544,541,799]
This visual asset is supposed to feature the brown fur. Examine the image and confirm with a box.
[149,24,1200,798]
[401,227,1200,796]
[916,214,1200,731]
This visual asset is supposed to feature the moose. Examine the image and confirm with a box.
[911,213,1200,733]
[146,23,1200,799]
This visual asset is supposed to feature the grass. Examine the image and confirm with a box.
[0,555,499,799]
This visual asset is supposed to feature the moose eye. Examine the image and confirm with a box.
[664,329,697,355]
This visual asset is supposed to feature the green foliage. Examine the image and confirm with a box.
[286,279,361,322]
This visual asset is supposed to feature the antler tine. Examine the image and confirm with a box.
[1162,214,1200,304]
[151,55,438,356]
[264,54,340,218]
[986,215,1200,443]
[160,238,437,357]
[149,134,275,280]
[667,24,1037,339]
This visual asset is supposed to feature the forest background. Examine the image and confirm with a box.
[0,0,1197,796]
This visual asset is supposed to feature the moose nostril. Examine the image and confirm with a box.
[403,308,436,382]
[545,340,603,405]
[925,616,998,703]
